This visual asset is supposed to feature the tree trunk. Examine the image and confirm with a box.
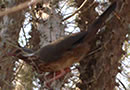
[75,0,128,90]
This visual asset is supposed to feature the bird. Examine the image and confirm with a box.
[12,1,117,84]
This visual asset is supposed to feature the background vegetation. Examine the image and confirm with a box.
[0,0,129,90]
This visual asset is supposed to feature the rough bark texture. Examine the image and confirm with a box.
[75,0,128,90]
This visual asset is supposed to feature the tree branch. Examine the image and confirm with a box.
[0,0,41,17]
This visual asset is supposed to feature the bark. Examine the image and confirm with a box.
[75,0,128,90]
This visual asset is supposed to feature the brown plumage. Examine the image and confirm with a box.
[14,2,117,73]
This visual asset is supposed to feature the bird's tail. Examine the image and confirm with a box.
[86,1,117,39]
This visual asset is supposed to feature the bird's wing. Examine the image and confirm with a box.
[53,1,117,51]
[35,2,117,63]
[16,2,116,65]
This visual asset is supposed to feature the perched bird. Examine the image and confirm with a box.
[12,1,117,84]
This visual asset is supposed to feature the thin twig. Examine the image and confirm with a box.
[116,78,127,90]
[59,0,69,11]
[0,0,41,17]
[11,62,24,81]
[5,39,21,50]
[62,0,88,21]
[15,62,24,78]
[21,27,28,44]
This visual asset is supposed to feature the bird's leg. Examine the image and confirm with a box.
[45,70,65,85]
[45,67,71,86]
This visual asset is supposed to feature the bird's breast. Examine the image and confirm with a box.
[36,43,90,72]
